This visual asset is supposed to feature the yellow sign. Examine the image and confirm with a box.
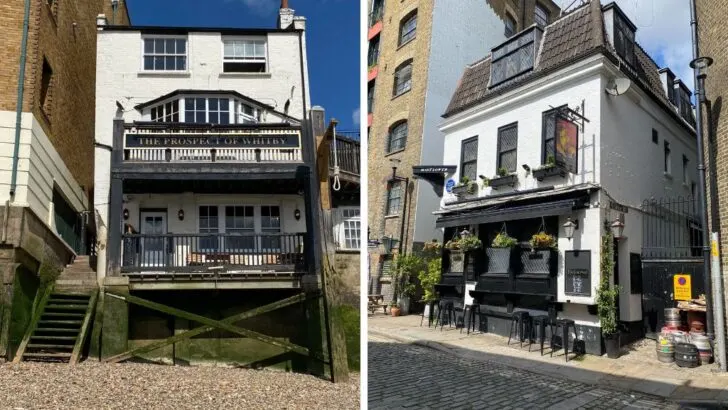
[674,274,692,301]
[712,240,719,257]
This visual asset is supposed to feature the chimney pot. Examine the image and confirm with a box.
[281,0,289,9]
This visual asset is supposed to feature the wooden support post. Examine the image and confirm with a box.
[104,293,310,364]
[104,292,318,360]
[100,286,128,360]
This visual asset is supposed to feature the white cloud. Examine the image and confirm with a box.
[556,0,694,90]
[352,107,361,126]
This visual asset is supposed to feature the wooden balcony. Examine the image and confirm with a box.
[329,135,360,182]
[120,232,306,283]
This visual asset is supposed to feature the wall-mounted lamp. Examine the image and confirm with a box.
[123,208,129,220]
[563,217,579,240]
[522,164,531,173]
[294,208,301,221]
[178,209,185,221]
[609,218,624,240]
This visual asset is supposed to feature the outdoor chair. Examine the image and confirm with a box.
[435,300,464,331]
[528,315,553,355]
[420,299,439,327]
[550,318,577,362]
[507,311,530,347]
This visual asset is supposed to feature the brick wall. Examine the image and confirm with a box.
[696,0,728,333]
[0,0,130,199]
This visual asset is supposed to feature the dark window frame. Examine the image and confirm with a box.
[664,140,671,174]
[541,106,567,164]
[393,59,413,96]
[368,34,380,67]
[367,81,375,113]
[399,10,417,46]
[386,180,403,216]
[613,14,635,66]
[387,120,408,153]
[652,128,658,144]
[460,136,479,182]
[497,123,518,173]
[534,2,549,27]
[504,13,517,37]
[682,154,689,184]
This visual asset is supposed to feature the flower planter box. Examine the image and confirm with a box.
[489,174,517,190]
[486,247,516,274]
[451,184,476,199]
[532,165,566,181]
[521,249,557,275]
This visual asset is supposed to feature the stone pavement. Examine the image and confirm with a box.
[368,315,728,405]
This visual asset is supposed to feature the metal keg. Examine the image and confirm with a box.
[674,343,700,368]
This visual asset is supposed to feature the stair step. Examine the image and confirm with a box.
[38,320,84,326]
[42,312,86,318]
[22,352,72,358]
[45,304,88,311]
[31,335,77,341]
[27,344,75,350]
[35,327,80,333]
[48,298,89,305]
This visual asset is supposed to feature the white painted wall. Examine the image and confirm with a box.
[94,28,309,224]
[0,111,87,224]
[439,54,697,325]
[123,193,307,235]
[413,0,506,245]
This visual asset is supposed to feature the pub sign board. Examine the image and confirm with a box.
[125,133,300,148]
[565,250,591,297]
[555,116,578,174]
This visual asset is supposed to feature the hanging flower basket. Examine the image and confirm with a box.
[486,232,518,274]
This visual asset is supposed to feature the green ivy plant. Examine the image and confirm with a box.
[455,176,478,194]
[497,167,510,177]
[596,232,621,336]
[491,232,518,248]
[418,257,442,303]
[535,155,558,171]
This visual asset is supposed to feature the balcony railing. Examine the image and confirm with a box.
[121,126,303,164]
[329,136,360,176]
[121,232,306,274]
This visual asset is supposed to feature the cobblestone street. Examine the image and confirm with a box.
[369,334,680,410]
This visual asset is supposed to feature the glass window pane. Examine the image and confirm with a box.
[220,99,229,110]
[195,112,205,123]
[209,112,219,124]
[196,98,205,108]
[154,39,165,53]
[220,112,230,124]
[254,42,265,57]
[176,39,186,54]
[224,42,234,57]
[209,98,218,110]
[185,98,194,110]
[144,39,154,54]
[164,56,174,70]
[176,56,186,71]
[144,56,153,70]
[166,39,176,54]
[154,57,164,70]
[245,42,254,56]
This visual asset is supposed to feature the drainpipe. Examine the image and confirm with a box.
[689,0,714,339]
[4,0,32,243]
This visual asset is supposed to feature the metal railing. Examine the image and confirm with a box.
[329,136,360,176]
[121,232,306,273]
[641,196,703,259]
[124,147,302,163]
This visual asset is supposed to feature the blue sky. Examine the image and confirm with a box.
[126,0,361,133]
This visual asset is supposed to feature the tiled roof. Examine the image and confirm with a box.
[443,0,685,128]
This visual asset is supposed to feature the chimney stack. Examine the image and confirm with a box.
[278,0,294,29]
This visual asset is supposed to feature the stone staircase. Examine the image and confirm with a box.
[13,256,98,363]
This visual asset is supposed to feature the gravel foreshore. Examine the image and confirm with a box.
[0,361,360,409]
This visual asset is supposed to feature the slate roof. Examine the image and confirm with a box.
[443,0,692,133]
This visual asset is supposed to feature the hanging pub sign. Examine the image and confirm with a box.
[555,116,579,174]
[125,133,300,148]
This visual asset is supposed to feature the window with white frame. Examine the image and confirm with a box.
[199,206,219,251]
[151,100,180,122]
[238,101,261,124]
[143,37,187,71]
[225,206,255,250]
[336,208,361,250]
[183,97,231,124]
[223,38,267,73]
[260,206,281,249]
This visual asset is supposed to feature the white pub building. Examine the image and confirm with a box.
[91,3,334,371]
[432,1,701,355]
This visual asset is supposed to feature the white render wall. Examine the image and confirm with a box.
[123,193,307,235]
[0,111,87,223]
[94,29,309,224]
[439,55,698,324]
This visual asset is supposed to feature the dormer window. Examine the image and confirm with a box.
[613,12,635,66]
[150,100,179,122]
[238,102,261,124]
[184,97,231,124]
[139,92,268,125]
[504,13,517,38]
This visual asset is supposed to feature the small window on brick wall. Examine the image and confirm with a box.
[41,58,54,120]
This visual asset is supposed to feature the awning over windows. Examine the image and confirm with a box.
[435,197,587,228]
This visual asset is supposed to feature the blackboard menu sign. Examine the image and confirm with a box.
[565,250,591,297]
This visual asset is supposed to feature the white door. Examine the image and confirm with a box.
[140,211,167,267]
